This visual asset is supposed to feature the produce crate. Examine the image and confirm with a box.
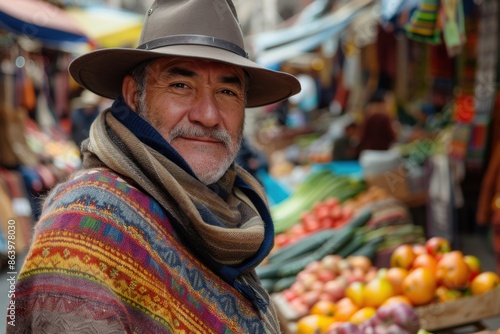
[272,288,500,334]
[416,288,500,332]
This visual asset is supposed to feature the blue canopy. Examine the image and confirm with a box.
[0,0,88,46]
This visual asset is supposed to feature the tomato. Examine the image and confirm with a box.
[323,197,341,209]
[390,244,416,270]
[303,218,322,233]
[436,251,471,289]
[314,204,331,222]
[274,233,289,248]
[402,267,437,306]
[411,253,438,274]
[364,277,395,308]
[319,216,335,229]
[425,237,451,260]
[470,271,500,295]
[329,205,343,221]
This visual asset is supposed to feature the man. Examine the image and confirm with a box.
[9,1,300,333]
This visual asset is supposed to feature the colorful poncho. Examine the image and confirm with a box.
[9,100,280,333]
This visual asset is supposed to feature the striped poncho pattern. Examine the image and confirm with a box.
[10,168,267,334]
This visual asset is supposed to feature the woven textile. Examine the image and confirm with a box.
[404,0,441,44]
[10,100,280,333]
[11,167,278,333]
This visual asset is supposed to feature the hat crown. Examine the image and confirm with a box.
[140,0,245,51]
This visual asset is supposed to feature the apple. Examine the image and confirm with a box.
[323,277,347,302]
[317,268,337,283]
[320,254,342,274]
[412,244,428,256]
[347,255,372,273]
[425,237,451,260]
[463,255,482,281]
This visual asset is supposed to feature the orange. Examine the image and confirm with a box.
[384,267,408,295]
[436,251,471,289]
[435,286,462,302]
[296,314,335,334]
[335,297,360,322]
[402,267,437,306]
[345,281,365,307]
[381,295,412,307]
[364,277,395,308]
[310,300,337,317]
[412,253,438,274]
[412,244,428,256]
[349,306,377,325]
[390,244,416,270]
[470,271,500,295]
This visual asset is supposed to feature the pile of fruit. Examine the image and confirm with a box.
[279,254,423,333]
[388,237,500,305]
[274,236,500,333]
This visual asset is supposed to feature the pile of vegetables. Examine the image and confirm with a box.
[271,170,365,234]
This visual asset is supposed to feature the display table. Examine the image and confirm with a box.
[273,288,500,334]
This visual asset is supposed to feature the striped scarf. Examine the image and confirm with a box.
[81,101,280,332]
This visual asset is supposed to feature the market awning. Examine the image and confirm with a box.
[0,0,88,45]
[248,0,373,69]
[65,6,143,48]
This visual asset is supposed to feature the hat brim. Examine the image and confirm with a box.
[69,45,301,108]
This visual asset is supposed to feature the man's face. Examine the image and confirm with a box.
[124,57,246,184]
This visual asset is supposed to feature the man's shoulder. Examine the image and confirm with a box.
[43,167,151,214]
[59,168,141,193]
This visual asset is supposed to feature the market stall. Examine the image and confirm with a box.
[248,0,500,332]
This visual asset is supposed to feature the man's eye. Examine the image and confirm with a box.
[172,83,188,89]
[221,89,236,95]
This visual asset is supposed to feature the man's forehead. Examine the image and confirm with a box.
[151,56,244,76]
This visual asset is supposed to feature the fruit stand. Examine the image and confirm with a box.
[272,287,500,333]
[259,167,500,334]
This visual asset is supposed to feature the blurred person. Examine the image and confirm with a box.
[236,136,269,184]
[355,111,397,158]
[8,1,300,333]
[70,89,102,150]
[332,121,359,161]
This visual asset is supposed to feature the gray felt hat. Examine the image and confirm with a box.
[69,0,301,108]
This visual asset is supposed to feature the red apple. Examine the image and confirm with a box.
[425,236,451,260]
[464,255,482,281]
[323,277,347,302]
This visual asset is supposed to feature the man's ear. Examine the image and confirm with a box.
[122,75,138,112]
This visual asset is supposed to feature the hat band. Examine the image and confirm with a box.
[137,34,249,59]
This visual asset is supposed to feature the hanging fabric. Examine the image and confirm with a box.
[441,0,467,57]
[404,0,442,44]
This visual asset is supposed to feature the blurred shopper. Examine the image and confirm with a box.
[70,89,102,150]
[355,90,398,158]
[332,121,359,161]
[236,136,269,184]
